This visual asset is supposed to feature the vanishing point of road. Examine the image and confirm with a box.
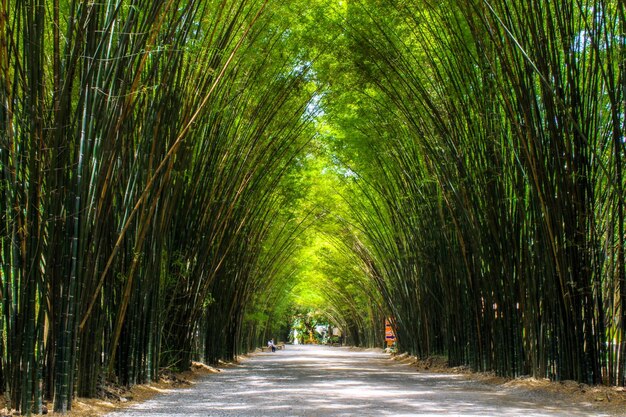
[106,345,612,417]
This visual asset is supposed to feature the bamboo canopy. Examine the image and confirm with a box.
[0,0,624,414]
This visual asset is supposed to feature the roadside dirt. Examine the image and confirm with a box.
[0,362,221,417]
[393,352,626,416]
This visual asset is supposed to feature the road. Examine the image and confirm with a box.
[105,345,610,416]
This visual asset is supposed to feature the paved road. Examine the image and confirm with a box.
[106,345,610,416]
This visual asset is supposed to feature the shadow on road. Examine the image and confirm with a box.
[107,345,609,416]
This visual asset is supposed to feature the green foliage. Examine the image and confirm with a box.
[314,0,625,386]
[1,1,624,415]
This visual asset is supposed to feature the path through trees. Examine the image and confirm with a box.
[104,346,610,417]
[1,0,624,414]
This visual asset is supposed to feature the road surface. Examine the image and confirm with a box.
[106,345,611,416]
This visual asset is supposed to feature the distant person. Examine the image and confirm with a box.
[268,339,276,352]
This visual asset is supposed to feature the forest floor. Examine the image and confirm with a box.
[3,346,624,416]
[0,361,223,417]
[392,352,626,416]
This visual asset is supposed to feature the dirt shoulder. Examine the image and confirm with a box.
[392,352,626,417]
[0,362,222,417]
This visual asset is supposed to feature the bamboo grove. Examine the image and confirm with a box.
[1,0,625,415]
[319,0,624,386]
[0,0,329,414]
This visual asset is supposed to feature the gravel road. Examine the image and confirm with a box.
[105,345,611,416]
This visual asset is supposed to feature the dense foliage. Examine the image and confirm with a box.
[321,0,624,385]
[0,0,624,415]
